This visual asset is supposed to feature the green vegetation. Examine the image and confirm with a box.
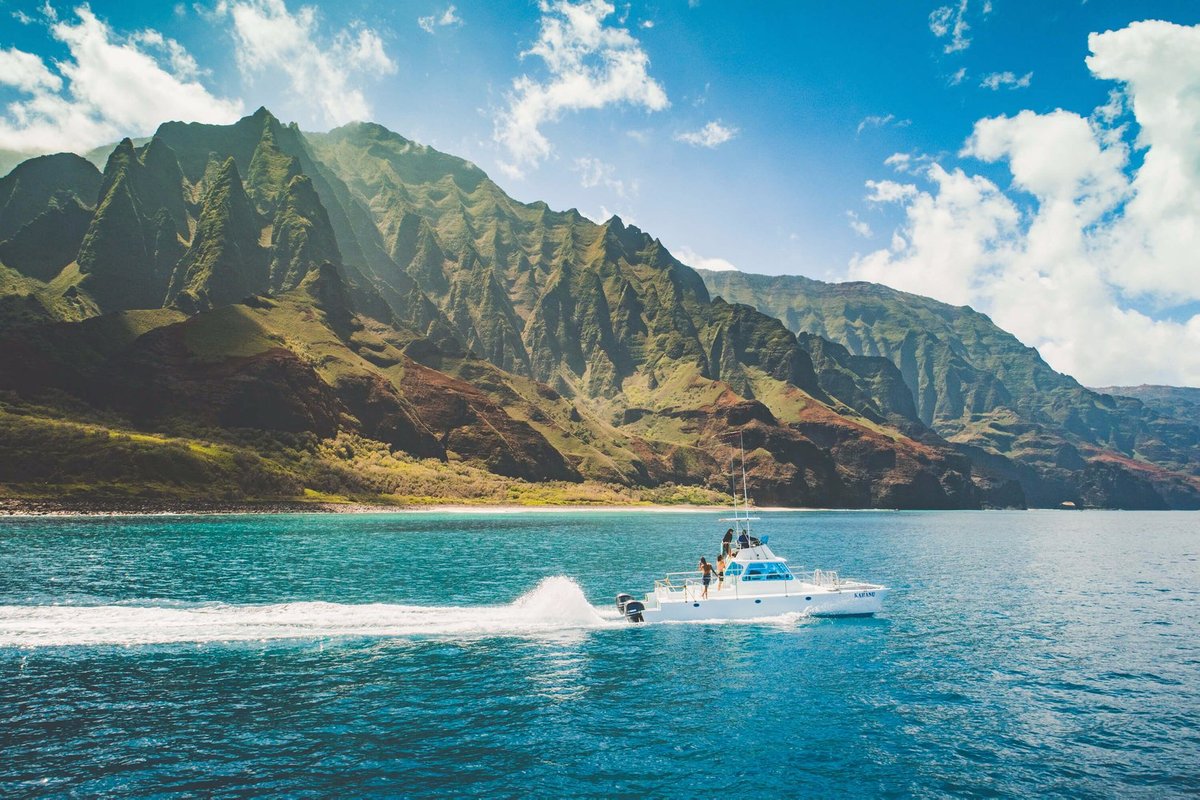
[0,397,724,508]
[1094,385,1200,427]
[701,269,1200,507]
[3,107,1196,509]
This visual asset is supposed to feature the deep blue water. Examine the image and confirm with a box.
[1,510,1198,798]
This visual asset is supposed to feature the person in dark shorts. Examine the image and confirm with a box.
[716,553,727,592]
[698,557,714,599]
[722,528,734,556]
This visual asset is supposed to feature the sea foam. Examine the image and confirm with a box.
[0,576,618,647]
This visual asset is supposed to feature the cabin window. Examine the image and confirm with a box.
[725,562,744,577]
[741,562,793,581]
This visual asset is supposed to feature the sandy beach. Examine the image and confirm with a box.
[0,499,812,517]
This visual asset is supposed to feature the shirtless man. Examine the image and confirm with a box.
[698,557,715,599]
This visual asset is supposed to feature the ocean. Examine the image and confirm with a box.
[1,510,1197,797]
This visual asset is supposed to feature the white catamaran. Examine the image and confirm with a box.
[615,438,889,623]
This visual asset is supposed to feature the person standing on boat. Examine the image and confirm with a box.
[716,553,727,592]
[722,528,734,557]
[698,557,715,599]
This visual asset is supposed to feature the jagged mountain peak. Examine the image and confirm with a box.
[167,155,266,312]
[0,151,101,238]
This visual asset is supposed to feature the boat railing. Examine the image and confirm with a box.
[655,571,705,593]
[806,568,840,587]
[655,571,742,601]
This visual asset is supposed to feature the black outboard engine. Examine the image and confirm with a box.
[616,593,645,622]
[615,594,634,615]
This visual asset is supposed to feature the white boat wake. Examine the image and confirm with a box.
[0,576,619,647]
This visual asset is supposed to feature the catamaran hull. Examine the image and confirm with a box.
[632,587,888,623]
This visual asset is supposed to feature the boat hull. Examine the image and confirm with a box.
[636,585,887,623]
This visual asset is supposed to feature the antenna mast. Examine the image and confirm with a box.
[729,455,738,518]
[739,431,751,538]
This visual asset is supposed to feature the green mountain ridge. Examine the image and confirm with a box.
[0,108,1192,508]
[700,269,1200,508]
[1092,385,1200,428]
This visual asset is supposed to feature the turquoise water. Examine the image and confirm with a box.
[1,510,1197,797]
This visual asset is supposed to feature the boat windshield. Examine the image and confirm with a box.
[741,562,793,581]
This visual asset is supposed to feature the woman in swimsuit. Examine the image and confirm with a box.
[698,557,714,599]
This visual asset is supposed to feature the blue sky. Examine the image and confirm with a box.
[2,0,1200,385]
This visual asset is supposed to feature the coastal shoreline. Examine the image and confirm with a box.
[0,499,811,518]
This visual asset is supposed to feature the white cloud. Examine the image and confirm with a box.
[850,20,1200,386]
[865,179,919,203]
[221,0,396,127]
[885,152,937,175]
[674,245,738,272]
[640,19,654,29]
[13,10,35,24]
[856,113,911,136]
[929,0,970,53]
[980,70,1032,90]
[493,0,669,177]
[847,211,873,239]
[418,5,462,33]
[853,164,1020,308]
[675,119,738,148]
[0,7,242,154]
[949,66,967,85]
[572,156,633,196]
[130,29,204,81]
[0,47,63,93]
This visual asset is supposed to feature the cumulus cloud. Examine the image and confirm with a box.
[856,113,911,136]
[674,245,738,272]
[865,179,919,203]
[851,20,1200,386]
[0,47,63,93]
[418,5,462,33]
[220,0,396,127]
[980,70,1032,90]
[929,0,970,53]
[675,119,738,148]
[493,0,668,177]
[0,7,242,154]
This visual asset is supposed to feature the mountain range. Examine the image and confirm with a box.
[1,108,1196,509]
[701,270,1200,508]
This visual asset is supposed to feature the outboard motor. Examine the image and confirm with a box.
[615,593,634,615]
[623,600,645,623]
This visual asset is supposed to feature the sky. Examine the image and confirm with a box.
[1,0,1199,387]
